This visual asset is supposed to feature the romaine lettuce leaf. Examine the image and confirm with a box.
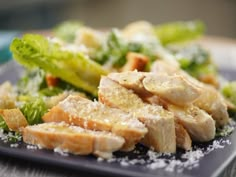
[154,20,205,45]
[0,115,8,131]
[10,34,108,96]
[54,21,82,42]
[222,82,236,106]
[20,97,47,125]
[17,68,47,95]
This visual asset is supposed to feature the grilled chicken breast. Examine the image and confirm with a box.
[43,95,147,151]
[108,71,200,106]
[23,122,125,159]
[151,60,229,127]
[167,104,215,142]
[99,76,176,153]
[193,84,229,127]
[143,74,200,106]
[175,121,192,150]
[107,71,151,98]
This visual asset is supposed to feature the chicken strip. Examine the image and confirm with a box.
[99,76,177,153]
[143,74,200,106]
[108,71,200,106]
[193,84,229,127]
[107,71,151,98]
[175,120,192,150]
[151,60,179,75]
[167,104,215,142]
[151,60,229,127]
[145,89,215,143]
[43,95,147,151]
[23,122,124,159]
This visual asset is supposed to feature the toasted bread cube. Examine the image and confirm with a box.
[122,52,149,72]
[0,108,28,131]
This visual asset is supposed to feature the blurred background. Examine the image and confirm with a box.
[0,0,236,38]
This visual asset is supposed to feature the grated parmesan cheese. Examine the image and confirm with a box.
[0,128,22,143]
[54,147,69,156]
[97,138,232,172]
[10,143,19,148]
[26,145,38,150]
[97,157,104,162]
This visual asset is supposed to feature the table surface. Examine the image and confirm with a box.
[0,35,236,177]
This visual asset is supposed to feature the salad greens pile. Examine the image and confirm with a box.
[172,45,218,82]
[94,29,157,68]
[94,29,128,67]
[10,20,209,98]
[1,19,234,130]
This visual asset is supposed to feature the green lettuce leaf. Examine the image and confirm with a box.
[94,29,158,69]
[17,68,47,95]
[20,97,47,125]
[222,82,236,106]
[94,29,128,67]
[10,34,108,96]
[154,20,205,45]
[0,115,8,131]
[54,21,82,42]
[175,45,217,78]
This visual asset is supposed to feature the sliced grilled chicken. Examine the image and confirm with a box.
[144,96,192,150]
[99,76,176,153]
[151,60,179,75]
[167,104,215,142]
[136,104,176,153]
[0,108,28,132]
[45,91,87,109]
[151,60,229,127]
[107,71,151,98]
[23,122,124,159]
[145,85,215,143]
[143,74,201,106]
[193,84,229,127]
[108,71,200,106]
[43,95,147,151]
[175,121,192,150]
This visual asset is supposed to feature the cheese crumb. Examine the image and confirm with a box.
[54,147,69,156]
[102,137,232,172]
[26,145,38,150]
[10,143,19,148]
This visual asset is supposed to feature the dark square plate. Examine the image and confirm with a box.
[0,61,235,177]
